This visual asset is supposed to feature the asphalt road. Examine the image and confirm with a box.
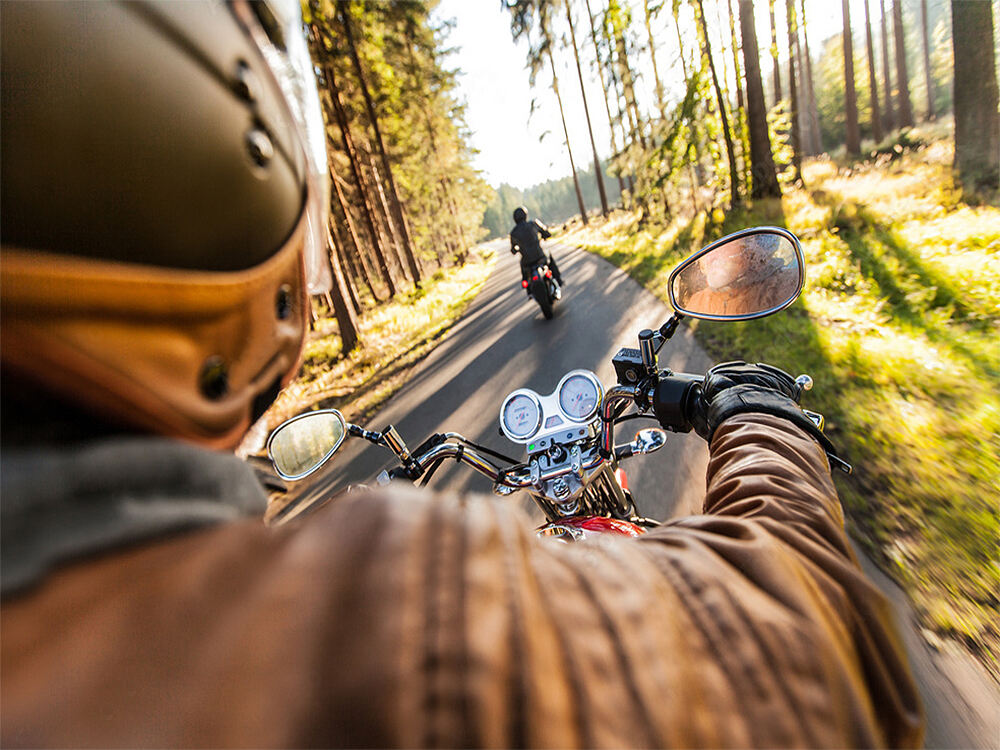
[291,239,714,522]
[276,239,1000,748]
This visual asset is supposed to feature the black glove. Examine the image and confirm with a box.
[689,361,838,458]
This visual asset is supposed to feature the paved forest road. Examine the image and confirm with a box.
[288,239,999,749]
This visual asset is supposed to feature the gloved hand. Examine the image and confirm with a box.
[689,361,838,457]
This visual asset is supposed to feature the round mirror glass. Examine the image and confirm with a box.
[669,230,803,320]
[267,410,347,480]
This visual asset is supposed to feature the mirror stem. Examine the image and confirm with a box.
[348,423,383,445]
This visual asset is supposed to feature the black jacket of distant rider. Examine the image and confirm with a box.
[510,218,551,266]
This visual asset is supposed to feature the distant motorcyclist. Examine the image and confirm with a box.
[509,206,564,288]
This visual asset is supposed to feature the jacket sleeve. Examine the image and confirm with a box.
[535,219,551,239]
[641,413,924,747]
[509,231,518,254]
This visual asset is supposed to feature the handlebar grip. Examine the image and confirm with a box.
[652,373,702,433]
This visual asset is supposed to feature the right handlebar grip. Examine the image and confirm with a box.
[652,373,702,433]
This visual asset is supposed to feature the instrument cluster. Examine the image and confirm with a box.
[499,370,604,449]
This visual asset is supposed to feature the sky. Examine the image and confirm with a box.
[430,0,916,190]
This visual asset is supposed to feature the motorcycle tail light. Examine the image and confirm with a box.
[532,275,539,281]
[521,279,529,288]
[545,269,552,278]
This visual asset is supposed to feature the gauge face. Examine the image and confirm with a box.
[558,373,600,421]
[502,393,541,439]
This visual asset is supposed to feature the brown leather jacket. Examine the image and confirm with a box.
[0,414,923,748]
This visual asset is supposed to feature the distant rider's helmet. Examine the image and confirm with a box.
[513,206,528,224]
[1,0,332,448]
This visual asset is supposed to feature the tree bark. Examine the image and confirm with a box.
[548,49,589,224]
[324,225,360,353]
[800,0,822,154]
[338,0,422,286]
[696,0,740,207]
[843,0,862,156]
[566,0,609,216]
[727,0,746,112]
[329,215,360,315]
[951,0,1000,192]
[367,151,410,283]
[920,0,935,120]
[674,10,705,203]
[584,0,627,204]
[769,0,782,106]
[643,0,668,120]
[318,53,398,297]
[331,167,379,299]
[893,0,914,127]
[864,0,884,142]
[739,0,781,198]
[785,0,803,180]
[880,0,895,130]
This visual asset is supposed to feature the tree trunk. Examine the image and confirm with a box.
[567,1,609,216]
[584,0,627,204]
[739,0,782,198]
[643,0,668,119]
[331,167,380,299]
[893,0,914,127]
[880,0,895,130]
[800,0,823,154]
[329,215,361,315]
[674,11,705,203]
[843,0,862,156]
[951,0,1000,192]
[920,0,935,120]
[727,0,746,112]
[769,0,782,106]
[338,0,422,286]
[318,54,398,298]
[785,0,803,180]
[324,225,360,353]
[367,151,410,283]
[696,0,740,207]
[548,49,589,224]
[864,0,884,143]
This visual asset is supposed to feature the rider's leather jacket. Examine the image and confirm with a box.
[0,414,923,748]
[510,218,552,267]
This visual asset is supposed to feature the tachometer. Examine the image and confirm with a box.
[501,391,542,440]
[557,371,601,422]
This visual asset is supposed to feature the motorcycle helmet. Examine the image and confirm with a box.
[513,206,528,224]
[1,0,332,449]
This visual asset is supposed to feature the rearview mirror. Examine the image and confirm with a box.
[267,410,347,480]
[667,227,804,320]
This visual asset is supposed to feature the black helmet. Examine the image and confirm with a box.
[513,206,527,224]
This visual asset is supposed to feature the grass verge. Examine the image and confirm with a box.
[562,137,1000,678]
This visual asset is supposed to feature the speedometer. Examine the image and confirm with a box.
[501,392,542,440]
[557,371,601,421]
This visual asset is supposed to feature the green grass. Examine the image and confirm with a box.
[564,139,1000,677]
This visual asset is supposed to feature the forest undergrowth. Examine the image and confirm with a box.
[563,139,1000,678]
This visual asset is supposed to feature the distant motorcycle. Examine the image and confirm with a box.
[521,260,561,319]
[267,227,847,537]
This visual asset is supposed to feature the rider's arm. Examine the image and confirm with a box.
[509,233,518,254]
[640,413,923,747]
[534,219,551,240]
